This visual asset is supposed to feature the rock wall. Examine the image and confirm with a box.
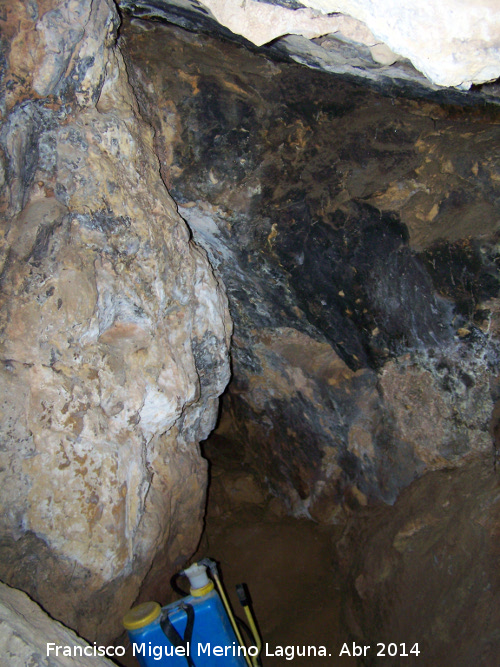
[0,582,116,667]
[123,20,499,518]
[0,0,231,642]
[337,454,500,666]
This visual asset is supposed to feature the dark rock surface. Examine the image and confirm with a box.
[122,19,500,516]
[338,454,500,666]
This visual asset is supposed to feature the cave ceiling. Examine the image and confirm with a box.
[117,0,500,104]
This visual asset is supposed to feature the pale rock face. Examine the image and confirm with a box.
[0,0,231,642]
[197,0,500,88]
[198,0,377,49]
[0,582,116,666]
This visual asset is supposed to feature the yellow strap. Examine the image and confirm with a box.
[213,572,253,667]
[242,604,262,667]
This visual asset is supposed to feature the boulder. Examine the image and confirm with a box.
[0,582,116,667]
[0,0,231,642]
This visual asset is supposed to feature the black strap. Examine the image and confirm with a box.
[160,602,196,667]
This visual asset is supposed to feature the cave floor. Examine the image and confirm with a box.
[189,435,357,666]
[116,436,356,666]
[117,498,355,667]
[195,499,356,667]
[116,447,500,667]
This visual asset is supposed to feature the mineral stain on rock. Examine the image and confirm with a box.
[274,200,453,368]
[421,236,500,322]
[123,18,499,516]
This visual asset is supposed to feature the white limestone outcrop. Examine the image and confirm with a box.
[198,0,500,89]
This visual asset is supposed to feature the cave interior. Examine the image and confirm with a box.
[0,1,499,666]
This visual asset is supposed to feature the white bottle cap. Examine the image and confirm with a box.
[183,563,210,591]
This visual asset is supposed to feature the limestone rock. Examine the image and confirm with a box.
[380,354,493,468]
[0,582,115,666]
[123,21,499,518]
[0,0,231,643]
[191,0,377,49]
[209,468,269,515]
[1,0,119,116]
[117,0,500,91]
